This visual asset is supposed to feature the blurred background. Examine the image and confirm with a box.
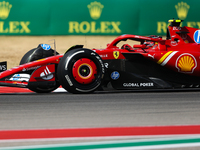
[0,0,196,36]
[0,0,197,68]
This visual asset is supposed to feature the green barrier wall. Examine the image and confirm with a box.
[0,0,197,35]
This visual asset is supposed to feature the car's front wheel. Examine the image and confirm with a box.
[57,48,104,94]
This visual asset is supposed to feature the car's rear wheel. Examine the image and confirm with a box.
[57,48,104,94]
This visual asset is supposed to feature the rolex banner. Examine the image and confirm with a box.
[0,0,198,35]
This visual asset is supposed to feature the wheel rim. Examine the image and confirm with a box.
[72,58,97,84]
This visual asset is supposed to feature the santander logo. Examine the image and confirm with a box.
[40,66,53,80]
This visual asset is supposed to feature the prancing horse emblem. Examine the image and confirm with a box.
[113,51,119,59]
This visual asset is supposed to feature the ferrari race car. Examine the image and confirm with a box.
[0,19,200,94]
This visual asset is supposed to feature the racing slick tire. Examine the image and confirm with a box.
[28,81,60,93]
[19,48,36,65]
[57,48,105,94]
[19,45,59,65]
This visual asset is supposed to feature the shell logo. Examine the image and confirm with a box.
[175,53,197,73]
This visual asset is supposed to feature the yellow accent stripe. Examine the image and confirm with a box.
[157,51,173,64]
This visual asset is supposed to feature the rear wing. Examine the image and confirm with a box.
[0,61,7,72]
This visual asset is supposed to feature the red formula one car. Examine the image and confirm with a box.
[0,19,200,93]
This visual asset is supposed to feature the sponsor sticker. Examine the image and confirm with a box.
[0,61,7,72]
[100,54,108,58]
[171,41,178,46]
[111,71,120,80]
[9,74,30,82]
[175,53,197,73]
[41,44,51,50]
[194,30,200,44]
[40,66,53,80]
[123,83,154,87]
[22,66,41,72]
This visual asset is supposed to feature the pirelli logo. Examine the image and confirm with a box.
[157,51,178,66]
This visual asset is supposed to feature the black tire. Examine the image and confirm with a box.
[20,45,59,65]
[57,48,104,94]
[28,81,60,93]
[19,48,36,65]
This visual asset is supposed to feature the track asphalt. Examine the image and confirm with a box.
[0,86,66,94]
[0,87,200,150]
